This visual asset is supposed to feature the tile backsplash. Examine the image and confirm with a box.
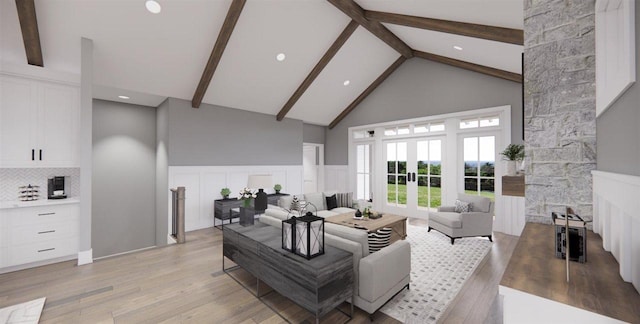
[0,168,80,201]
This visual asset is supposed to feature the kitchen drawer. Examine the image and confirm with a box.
[8,204,78,227]
[7,237,78,267]
[10,220,78,246]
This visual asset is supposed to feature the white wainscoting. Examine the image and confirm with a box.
[592,170,640,292]
[494,196,526,236]
[324,165,349,192]
[168,165,303,232]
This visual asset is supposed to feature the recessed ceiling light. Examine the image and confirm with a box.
[145,0,161,14]
[453,45,463,51]
[343,80,350,86]
[118,95,130,99]
[276,53,286,62]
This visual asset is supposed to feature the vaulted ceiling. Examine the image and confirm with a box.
[0,0,523,127]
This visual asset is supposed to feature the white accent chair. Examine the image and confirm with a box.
[428,193,494,244]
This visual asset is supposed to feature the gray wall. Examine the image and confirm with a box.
[325,58,523,165]
[80,38,93,255]
[524,0,596,224]
[303,123,326,144]
[596,3,640,176]
[156,98,170,246]
[167,98,303,166]
[92,99,157,258]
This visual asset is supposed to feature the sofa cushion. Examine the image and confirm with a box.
[430,212,463,229]
[336,192,353,208]
[316,210,337,218]
[278,196,293,209]
[454,199,471,213]
[368,228,392,253]
[326,194,338,210]
[264,207,290,221]
[459,193,491,213]
[325,223,369,257]
[305,192,325,212]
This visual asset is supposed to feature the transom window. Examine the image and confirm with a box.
[460,116,500,129]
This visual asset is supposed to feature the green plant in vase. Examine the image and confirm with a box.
[274,184,282,194]
[220,187,231,199]
[238,187,256,208]
[500,144,525,176]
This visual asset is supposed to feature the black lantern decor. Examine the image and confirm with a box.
[282,216,297,253]
[281,212,325,259]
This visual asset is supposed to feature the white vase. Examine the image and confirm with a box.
[506,161,517,176]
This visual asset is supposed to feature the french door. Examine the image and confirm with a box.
[384,137,443,218]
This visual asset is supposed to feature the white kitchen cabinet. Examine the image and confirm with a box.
[0,201,79,270]
[0,75,79,167]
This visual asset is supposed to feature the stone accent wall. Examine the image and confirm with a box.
[524,0,596,223]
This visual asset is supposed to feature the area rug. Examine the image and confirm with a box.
[0,297,46,324]
[380,225,492,323]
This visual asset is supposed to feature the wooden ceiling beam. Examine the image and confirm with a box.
[276,20,359,121]
[329,56,407,129]
[191,0,246,108]
[365,10,524,45]
[15,0,43,67]
[327,0,413,58]
[413,50,521,83]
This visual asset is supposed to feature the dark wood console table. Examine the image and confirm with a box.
[214,193,289,228]
[223,222,353,323]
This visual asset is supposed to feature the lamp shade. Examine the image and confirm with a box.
[247,174,273,189]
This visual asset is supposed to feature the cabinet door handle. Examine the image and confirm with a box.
[39,149,42,160]
[32,149,35,161]
[38,248,55,252]
[38,230,56,234]
[38,212,56,216]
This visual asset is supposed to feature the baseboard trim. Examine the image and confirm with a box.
[77,249,93,265]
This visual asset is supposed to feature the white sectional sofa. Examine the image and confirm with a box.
[260,192,411,317]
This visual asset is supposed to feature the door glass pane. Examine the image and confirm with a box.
[418,176,428,208]
[479,136,495,166]
[430,177,442,208]
[414,125,428,133]
[397,142,407,174]
[464,177,478,194]
[464,137,478,176]
[417,141,428,175]
[460,119,479,129]
[397,175,407,205]
[480,178,495,200]
[357,174,365,200]
[387,143,396,173]
[357,145,365,173]
[398,127,410,135]
[387,175,397,204]
[429,140,441,175]
[385,128,397,136]
[363,145,370,173]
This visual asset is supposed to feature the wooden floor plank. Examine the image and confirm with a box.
[0,219,516,323]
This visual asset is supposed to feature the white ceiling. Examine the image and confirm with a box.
[0,0,523,125]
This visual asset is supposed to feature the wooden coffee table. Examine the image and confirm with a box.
[325,212,407,244]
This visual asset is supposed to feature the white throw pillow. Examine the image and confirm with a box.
[454,199,472,213]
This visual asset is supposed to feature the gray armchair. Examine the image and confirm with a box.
[428,193,494,244]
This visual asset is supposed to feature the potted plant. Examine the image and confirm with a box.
[274,184,282,194]
[500,144,525,176]
[238,187,256,208]
[220,187,231,199]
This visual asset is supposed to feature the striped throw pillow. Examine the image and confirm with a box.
[368,227,392,253]
[336,192,353,208]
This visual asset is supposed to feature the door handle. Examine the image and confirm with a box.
[407,173,410,182]
[32,149,35,161]
[39,149,42,160]
[412,172,416,182]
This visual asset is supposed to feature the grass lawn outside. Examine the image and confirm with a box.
[387,184,495,207]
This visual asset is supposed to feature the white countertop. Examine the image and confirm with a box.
[0,197,80,209]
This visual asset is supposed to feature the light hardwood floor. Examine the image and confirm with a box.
[0,220,518,323]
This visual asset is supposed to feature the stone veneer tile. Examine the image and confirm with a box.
[524,0,596,223]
